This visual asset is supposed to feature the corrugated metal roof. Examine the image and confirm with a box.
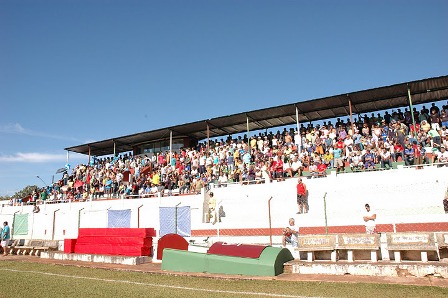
[65,75,448,156]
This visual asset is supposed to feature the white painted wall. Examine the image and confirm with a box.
[1,166,447,244]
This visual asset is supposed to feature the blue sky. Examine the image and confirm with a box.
[1,0,447,196]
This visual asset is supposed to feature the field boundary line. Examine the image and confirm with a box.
[0,268,325,298]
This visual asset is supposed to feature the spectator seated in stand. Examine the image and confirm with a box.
[317,161,327,177]
[404,143,415,166]
[350,151,364,171]
[364,148,376,170]
[308,161,319,178]
[436,146,448,166]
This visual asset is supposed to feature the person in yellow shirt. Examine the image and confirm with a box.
[323,151,334,169]
[152,172,160,185]
[233,149,239,163]
[250,136,257,149]
[208,192,217,224]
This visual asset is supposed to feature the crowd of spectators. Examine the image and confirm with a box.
[30,101,448,204]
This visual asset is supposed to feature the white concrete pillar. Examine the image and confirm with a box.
[371,250,378,262]
[347,250,354,262]
[394,251,401,263]
[421,251,428,262]
[331,250,338,262]
[307,251,314,262]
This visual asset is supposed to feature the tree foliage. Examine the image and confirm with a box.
[0,185,39,201]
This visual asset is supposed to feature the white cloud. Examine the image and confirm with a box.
[0,123,25,133]
[0,152,85,163]
[0,122,83,142]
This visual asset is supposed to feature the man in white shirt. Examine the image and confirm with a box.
[437,146,448,164]
[282,218,299,248]
[363,204,377,234]
[290,156,303,177]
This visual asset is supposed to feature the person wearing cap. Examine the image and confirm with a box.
[363,204,376,234]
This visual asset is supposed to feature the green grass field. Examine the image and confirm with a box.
[1,261,447,298]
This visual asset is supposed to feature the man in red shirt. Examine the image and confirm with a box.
[317,162,327,177]
[296,178,308,214]
[272,158,284,181]
[393,142,404,162]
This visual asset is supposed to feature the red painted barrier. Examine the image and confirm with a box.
[64,239,77,253]
[157,234,189,260]
[69,228,155,256]
[207,242,267,259]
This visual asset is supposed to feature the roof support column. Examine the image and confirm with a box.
[169,130,173,165]
[88,145,91,166]
[407,86,417,138]
[206,122,210,151]
[113,141,116,157]
[246,115,250,137]
[246,115,251,159]
[66,150,70,173]
[295,106,302,150]
[348,95,354,135]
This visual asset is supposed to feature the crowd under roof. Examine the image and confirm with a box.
[65,75,448,157]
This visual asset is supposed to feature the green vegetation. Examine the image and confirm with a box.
[0,261,447,298]
[0,185,38,201]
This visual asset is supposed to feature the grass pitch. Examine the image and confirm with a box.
[1,261,447,298]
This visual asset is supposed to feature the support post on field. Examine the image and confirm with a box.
[52,209,61,240]
[323,192,328,234]
[137,204,144,228]
[216,199,222,241]
[268,196,273,246]
[78,208,84,229]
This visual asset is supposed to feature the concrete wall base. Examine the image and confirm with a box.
[285,261,448,278]
[40,251,152,265]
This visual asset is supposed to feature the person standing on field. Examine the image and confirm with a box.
[1,221,11,256]
[363,204,377,234]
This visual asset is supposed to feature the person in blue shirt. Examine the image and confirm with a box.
[404,143,415,166]
[364,149,376,170]
[1,221,11,256]
[332,146,344,174]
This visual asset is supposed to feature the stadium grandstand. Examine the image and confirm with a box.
[1,75,448,265]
